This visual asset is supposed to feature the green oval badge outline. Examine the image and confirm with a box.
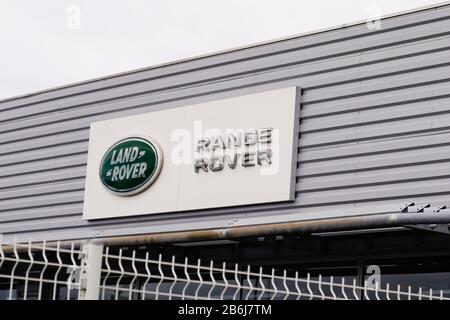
[99,137,163,196]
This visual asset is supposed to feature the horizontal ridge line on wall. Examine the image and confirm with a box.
[1,15,448,112]
[1,33,449,125]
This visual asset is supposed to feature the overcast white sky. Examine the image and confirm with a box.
[0,0,446,100]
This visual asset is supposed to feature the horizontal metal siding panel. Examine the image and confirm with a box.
[295,180,450,206]
[0,167,86,190]
[301,97,450,133]
[302,65,450,104]
[0,180,85,201]
[297,162,450,192]
[0,36,450,132]
[0,191,83,212]
[1,6,450,240]
[1,19,449,123]
[0,216,89,233]
[0,154,87,178]
[300,111,450,148]
[0,131,89,156]
[301,82,450,119]
[298,131,450,163]
[0,142,88,167]
[297,145,450,177]
[1,42,449,159]
[1,4,449,110]
[3,72,449,167]
[2,36,449,138]
[0,204,82,223]
[1,39,449,140]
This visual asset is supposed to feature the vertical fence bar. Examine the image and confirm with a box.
[155,254,164,300]
[258,267,266,300]
[101,247,111,300]
[9,238,19,300]
[141,252,152,300]
[37,240,48,300]
[318,275,325,300]
[115,249,124,300]
[24,239,34,300]
[363,280,370,300]
[282,270,289,300]
[220,262,229,300]
[385,283,391,300]
[128,251,138,300]
[341,278,348,300]
[233,264,241,300]
[270,268,278,300]
[329,276,336,300]
[245,265,254,300]
[294,272,302,300]
[66,243,78,300]
[182,257,190,300]
[169,255,178,300]
[52,241,63,300]
[194,259,203,300]
[352,279,359,300]
[207,260,216,300]
[306,273,313,300]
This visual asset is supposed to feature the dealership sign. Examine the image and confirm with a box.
[83,87,301,220]
[194,128,273,173]
[99,137,163,195]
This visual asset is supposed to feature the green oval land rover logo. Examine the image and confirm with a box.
[99,137,163,196]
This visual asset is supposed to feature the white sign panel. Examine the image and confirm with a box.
[83,87,301,220]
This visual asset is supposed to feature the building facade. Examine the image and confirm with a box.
[1,3,450,295]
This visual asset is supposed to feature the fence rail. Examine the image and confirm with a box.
[0,238,448,300]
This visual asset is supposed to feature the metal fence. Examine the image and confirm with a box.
[0,239,82,300]
[1,238,449,300]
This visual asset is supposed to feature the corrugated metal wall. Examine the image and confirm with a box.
[1,5,450,242]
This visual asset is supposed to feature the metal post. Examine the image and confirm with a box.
[78,243,104,300]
